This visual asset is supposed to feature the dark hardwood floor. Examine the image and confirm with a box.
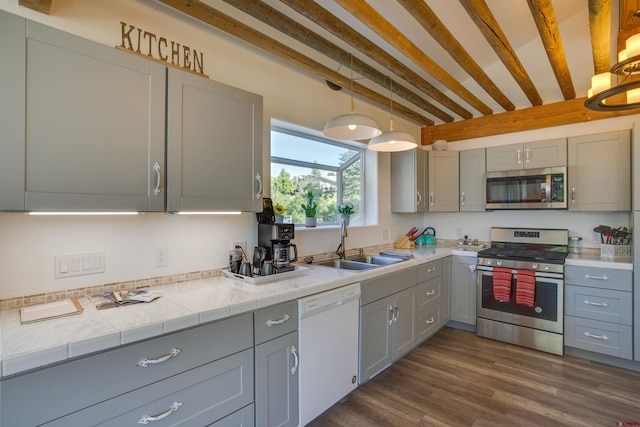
[308,327,640,427]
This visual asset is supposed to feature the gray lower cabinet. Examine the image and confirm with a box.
[459,148,486,212]
[359,287,416,382]
[416,258,450,343]
[254,302,298,427]
[568,130,630,211]
[166,68,263,213]
[1,314,254,427]
[1,11,166,212]
[450,255,477,327]
[564,265,633,359]
[358,267,419,383]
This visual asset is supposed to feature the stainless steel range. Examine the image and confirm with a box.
[476,227,569,355]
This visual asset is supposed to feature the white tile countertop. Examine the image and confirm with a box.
[0,246,631,377]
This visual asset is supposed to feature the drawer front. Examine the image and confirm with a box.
[565,285,632,325]
[2,313,253,427]
[211,404,255,427]
[564,316,632,359]
[417,276,441,311]
[47,349,254,427]
[418,259,443,282]
[565,266,631,291]
[416,301,441,343]
[360,267,418,306]
[254,301,298,345]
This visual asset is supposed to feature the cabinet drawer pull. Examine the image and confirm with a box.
[583,331,610,341]
[138,401,182,424]
[255,173,263,199]
[583,299,609,307]
[265,314,290,326]
[584,274,609,281]
[426,317,435,325]
[426,290,435,296]
[394,305,399,323]
[388,305,394,325]
[427,267,436,273]
[152,162,162,196]
[291,345,299,375]
[136,348,181,367]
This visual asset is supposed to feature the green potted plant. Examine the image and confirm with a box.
[301,190,318,227]
[337,202,354,226]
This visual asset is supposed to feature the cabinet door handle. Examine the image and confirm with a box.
[389,304,394,325]
[429,192,434,205]
[584,274,609,281]
[426,290,435,296]
[461,192,465,205]
[265,314,290,326]
[416,191,422,206]
[525,148,530,163]
[255,173,263,199]
[136,348,181,367]
[152,162,162,196]
[571,187,576,203]
[138,402,182,424]
[583,299,609,307]
[426,317,435,325]
[516,149,522,164]
[584,331,610,341]
[291,345,299,375]
[394,305,399,323]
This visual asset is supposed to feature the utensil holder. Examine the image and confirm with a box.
[600,244,631,258]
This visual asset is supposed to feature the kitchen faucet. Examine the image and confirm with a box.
[336,218,348,259]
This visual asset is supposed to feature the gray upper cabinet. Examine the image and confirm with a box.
[459,148,486,212]
[0,13,166,211]
[167,69,263,212]
[428,151,459,212]
[391,148,427,213]
[568,130,630,212]
[486,138,567,172]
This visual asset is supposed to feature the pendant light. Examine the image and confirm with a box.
[368,79,417,152]
[323,55,382,141]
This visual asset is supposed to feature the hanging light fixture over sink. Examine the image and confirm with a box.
[323,54,382,141]
[368,79,417,152]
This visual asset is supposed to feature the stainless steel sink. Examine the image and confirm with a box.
[315,254,406,270]
[347,255,405,266]
[316,259,378,270]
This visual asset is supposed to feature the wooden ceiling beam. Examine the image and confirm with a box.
[421,97,638,144]
[588,0,612,74]
[396,0,514,112]
[157,0,433,126]
[459,0,543,106]
[18,0,52,14]
[220,0,452,123]
[332,0,493,116]
[280,0,472,120]
[527,0,576,100]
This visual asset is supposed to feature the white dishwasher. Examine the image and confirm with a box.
[298,282,361,426]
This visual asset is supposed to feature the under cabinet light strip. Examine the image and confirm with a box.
[26,211,143,216]
[173,211,242,215]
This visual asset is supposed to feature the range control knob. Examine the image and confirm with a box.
[543,265,550,270]
[496,260,502,266]
[531,263,538,270]
[486,259,493,265]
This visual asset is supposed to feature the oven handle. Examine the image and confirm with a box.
[475,266,563,280]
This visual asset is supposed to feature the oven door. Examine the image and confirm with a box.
[476,266,563,334]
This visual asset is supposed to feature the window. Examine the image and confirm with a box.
[270,126,364,226]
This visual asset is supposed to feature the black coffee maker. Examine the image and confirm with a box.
[258,223,298,272]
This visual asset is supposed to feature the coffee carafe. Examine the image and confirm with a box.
[272,241,298,269]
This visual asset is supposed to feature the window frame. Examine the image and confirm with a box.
[270,125,366,226]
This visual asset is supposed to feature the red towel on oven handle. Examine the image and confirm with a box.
[492,267,512,303]
[516,269,536,307]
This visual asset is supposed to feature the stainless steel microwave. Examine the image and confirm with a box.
[484,167,567,209]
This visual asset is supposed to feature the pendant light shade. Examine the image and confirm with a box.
[323,54,382,141]
[367,80,417,152]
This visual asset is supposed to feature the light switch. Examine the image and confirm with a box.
[59,257,69,273]
[55,251,105,279]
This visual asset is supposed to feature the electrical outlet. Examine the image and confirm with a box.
[232,241,247,256]
[382,229,389,241]
[155,248,168,267]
